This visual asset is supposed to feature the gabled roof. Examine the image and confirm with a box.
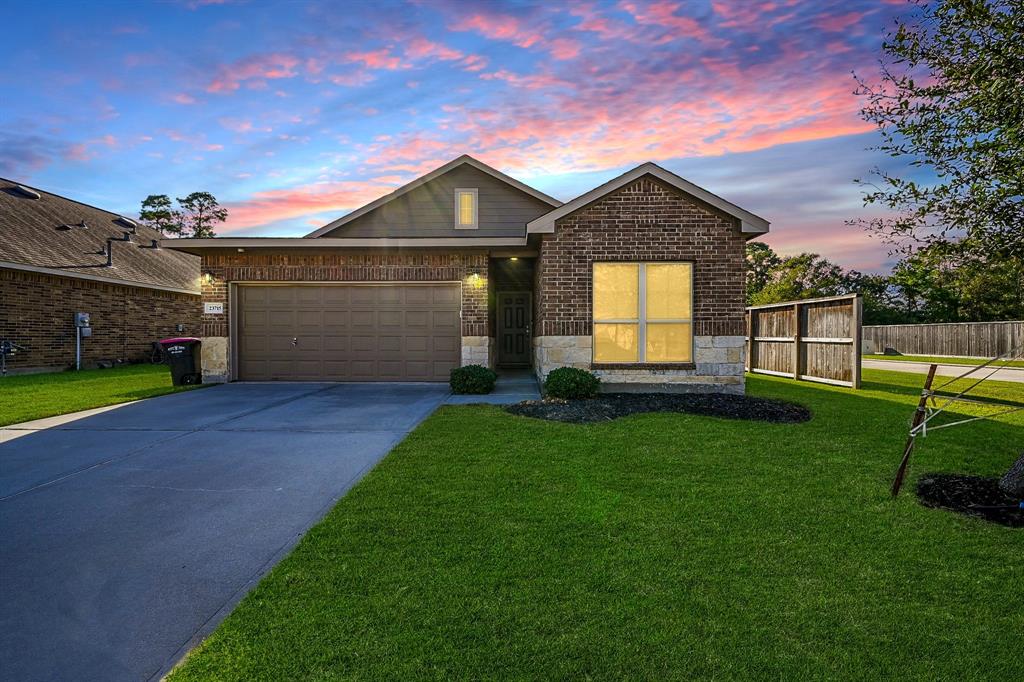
[0,178,200,294]
[305,154,562,238]
[526,162,770,236]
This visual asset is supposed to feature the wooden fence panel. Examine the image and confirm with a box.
[746,294,862,388]
[863,321,1023,358]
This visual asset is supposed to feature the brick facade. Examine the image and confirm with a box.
[535,175,746,338]
[0,268,201,372]
[533,175,748,393]
[197,251,490,380]
[199,251,488,335]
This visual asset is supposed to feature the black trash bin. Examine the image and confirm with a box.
[159,337,202,385]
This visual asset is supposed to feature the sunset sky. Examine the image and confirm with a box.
[0,0,922,271]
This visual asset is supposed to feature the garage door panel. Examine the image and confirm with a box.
[405,361,430,379]
[324,335,348,352]
[349,288,377,305]
[267,288,296,305]
[407,287,435,305]
[434,336,459,353]
[267,310,294,328]
[378,287,402,304]
[295,288,322,305]
[405,311,429,329]
[433,287,460,305]
[238,284,461,381]
[350,310,375,329]
[296,311,322,328]
[433,310,459,327]
[378,336,402,352]
[378,310,402,328]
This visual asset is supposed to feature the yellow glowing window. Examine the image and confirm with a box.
[592,262,693,363]
[455,189,477,228]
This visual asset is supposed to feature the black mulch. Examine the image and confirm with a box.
[916,473,1024,528]
[505,392,811,425]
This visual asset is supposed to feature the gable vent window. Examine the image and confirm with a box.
[455,188,478,229]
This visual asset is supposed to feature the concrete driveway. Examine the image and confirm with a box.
[0,382,448,682]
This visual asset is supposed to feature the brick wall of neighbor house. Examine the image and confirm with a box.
[0,268,201,373]
[197,251,490,382]
[534,176,747,393]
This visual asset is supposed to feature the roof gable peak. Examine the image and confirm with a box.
[305,155,561,238]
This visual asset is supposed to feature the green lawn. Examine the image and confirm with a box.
[170,369,1023,680]
[865,353,1024,369]
[0,364,201,426]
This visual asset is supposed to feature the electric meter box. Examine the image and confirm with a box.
[74,312,91,328]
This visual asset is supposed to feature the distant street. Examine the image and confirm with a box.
[863,360,1024,385]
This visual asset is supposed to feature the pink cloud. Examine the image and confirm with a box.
[218,118,272,134]
[814,11,866,33]
[206,53,300,93]
[450,12,543,49]
[460,54,488,71]
[405,37,462,62]
[345,49,405,70]
[172,93,197,105]
[549,38,582,60]
[619,1,727,46]
[222,179,397,231]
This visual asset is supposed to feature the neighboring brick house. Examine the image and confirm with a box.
[164,156,769,393]
[0,180,201,373]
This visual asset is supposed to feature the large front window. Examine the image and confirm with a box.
[592,262,693,363]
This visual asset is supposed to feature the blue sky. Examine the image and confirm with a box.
[0,0,919,271]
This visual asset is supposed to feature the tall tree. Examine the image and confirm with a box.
[748,252,853,306]
[745,241,782,305]
[853,0,1024,259]
[890,244,1024,321]
[176,192,227,238]
[138,194,181,237]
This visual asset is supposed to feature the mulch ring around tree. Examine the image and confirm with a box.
[505,392,811,425]
[916,473,1024,528]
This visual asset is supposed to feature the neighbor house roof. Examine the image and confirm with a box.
[526,162,770,237]
[304,154,562,238]
[0,179,200,294]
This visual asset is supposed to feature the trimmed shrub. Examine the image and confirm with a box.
[543,367,600,399]
[450,364,497,394]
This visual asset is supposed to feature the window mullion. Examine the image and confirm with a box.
[638,263,647,362]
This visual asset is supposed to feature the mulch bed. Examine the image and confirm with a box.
[505,392,811,425]
[916,473,1024,528]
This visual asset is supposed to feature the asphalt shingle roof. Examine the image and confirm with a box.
[0,179,199,293]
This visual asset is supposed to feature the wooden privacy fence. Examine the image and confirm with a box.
[746,294,863,388]
[863,320,1024,358]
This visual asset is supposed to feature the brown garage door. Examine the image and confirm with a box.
[237,284,461,381]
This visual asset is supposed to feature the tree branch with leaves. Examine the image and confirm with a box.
[852,0,1023,259]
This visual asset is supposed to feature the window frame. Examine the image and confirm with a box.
[454,188,478,229]
[591,261,695,365]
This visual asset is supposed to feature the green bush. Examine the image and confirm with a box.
[543,367,600,399]
[450,364,497,394]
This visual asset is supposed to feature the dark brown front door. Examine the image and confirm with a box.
[497,291,531,367]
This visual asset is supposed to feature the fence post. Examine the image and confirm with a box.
[791,302,801,380]
[851,295,862,389]
[745,310,753,371]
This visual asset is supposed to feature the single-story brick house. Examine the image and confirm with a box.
[0,179,201,373]
[164,155,769,393]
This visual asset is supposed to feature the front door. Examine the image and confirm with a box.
[497,291,531,367]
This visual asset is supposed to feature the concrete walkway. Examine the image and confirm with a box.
[863,359,1024,384]
[0,382,448,682]
[445,369,541,405]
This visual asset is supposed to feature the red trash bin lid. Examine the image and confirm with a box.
[159,337,201,344]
